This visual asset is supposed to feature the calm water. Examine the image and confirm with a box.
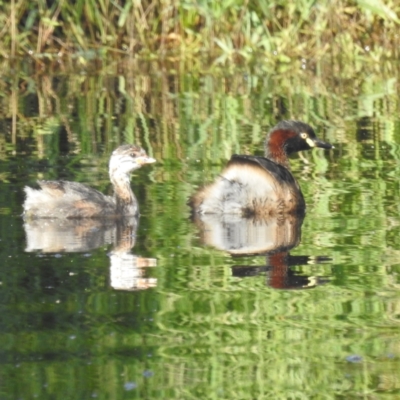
[1,66,400,399]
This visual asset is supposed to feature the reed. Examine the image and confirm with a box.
[1,0,399,67]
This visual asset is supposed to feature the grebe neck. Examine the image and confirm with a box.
[264,143,290,169]
[264,130,294,169]
[111,173,138,216]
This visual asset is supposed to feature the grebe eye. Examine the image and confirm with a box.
[300,132,308,139]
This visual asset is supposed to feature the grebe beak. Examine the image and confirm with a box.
[137,156,156,165]
[310,138,334,150]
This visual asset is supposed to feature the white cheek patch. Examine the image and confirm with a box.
[305,137,315,147]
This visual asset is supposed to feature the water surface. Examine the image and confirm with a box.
[1,66,400,399]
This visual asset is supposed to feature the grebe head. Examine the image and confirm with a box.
[109,144,156,177]
[264,120,333,166]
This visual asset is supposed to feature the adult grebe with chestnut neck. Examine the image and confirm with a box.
[23,144,156,219]
[190,120,333,217]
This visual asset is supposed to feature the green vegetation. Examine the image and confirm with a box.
[1,0,400,67]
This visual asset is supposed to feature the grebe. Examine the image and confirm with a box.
[190,120,332,217]
[23,144,156,219]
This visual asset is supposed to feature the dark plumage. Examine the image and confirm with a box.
[190,120,332,217]
[23,144,156,219]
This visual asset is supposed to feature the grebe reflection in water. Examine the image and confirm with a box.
[23,145,156,219]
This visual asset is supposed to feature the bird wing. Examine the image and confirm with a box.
[227,155,298,187]
[37,180,109,202]
[36,180,116,218]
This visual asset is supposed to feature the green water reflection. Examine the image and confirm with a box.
[1,67,400,398]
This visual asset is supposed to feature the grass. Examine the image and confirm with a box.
[1,0,400,69]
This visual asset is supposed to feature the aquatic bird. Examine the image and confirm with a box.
[190,120,332,217]
[23,144,156,219]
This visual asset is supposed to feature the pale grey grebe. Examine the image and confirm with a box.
[23,144,156,219]
[190,120,333,217]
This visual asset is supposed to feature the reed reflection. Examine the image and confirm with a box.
[24,217,157,291]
